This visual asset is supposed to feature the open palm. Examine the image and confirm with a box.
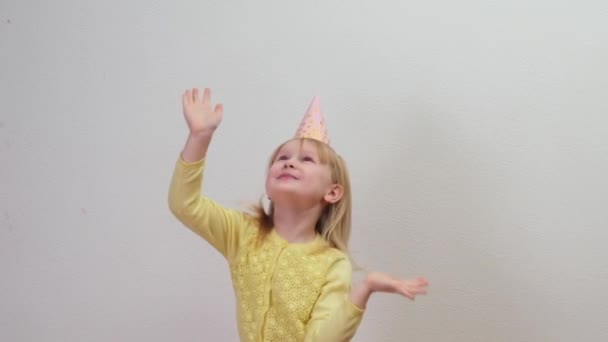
[182,87,224,135]
[366,272,429,300]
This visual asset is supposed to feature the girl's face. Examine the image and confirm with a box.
[265,139,342,208]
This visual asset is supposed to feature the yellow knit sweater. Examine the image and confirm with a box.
[168,157,364,342]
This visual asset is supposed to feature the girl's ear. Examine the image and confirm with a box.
[323,184,344,204]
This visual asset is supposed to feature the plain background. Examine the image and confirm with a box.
[1,1,607,341]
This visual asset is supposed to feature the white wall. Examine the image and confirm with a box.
[2,1,607,341]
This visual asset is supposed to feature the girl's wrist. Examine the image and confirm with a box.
[189,129,215,140]
[363,274,375,294]
[349,278,373,309]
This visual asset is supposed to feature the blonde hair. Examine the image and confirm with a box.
[248,138,353,254]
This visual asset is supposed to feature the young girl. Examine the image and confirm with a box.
[168,87,429,341]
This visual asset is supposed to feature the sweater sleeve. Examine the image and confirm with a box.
[304,257,365,342]
[168,156,248,262]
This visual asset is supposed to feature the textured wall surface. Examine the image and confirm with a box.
[2,1,607,341]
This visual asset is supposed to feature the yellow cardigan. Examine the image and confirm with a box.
[168,157,364,342]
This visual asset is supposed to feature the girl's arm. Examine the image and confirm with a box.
[304,258,429,341]
[304,258,364,342]
[180,131,213,164]
[350,272,429,309]
[168,88,248,261]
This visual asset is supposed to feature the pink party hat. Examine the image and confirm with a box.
[294,96,330,144]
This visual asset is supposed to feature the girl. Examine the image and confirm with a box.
[168,87,429,341]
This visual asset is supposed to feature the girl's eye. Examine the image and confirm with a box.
[302,156,315,162]
[277,155,288,161]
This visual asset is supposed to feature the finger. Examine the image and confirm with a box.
[401,282,427,295]
[417,277,429,285]
[203,88,211,105]
[192,88,199,103]
[410,287,428,295]
[184,90,192,105]
[399,288,415,300]
[401,280,427,289]
[408,283,428,295]
[214,103,224,114]
[409,277,428,286]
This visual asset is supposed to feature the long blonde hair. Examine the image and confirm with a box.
[247,138,353,254]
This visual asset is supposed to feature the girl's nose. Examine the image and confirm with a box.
[283,161,295,169]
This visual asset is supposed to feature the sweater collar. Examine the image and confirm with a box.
[268,228,327,253]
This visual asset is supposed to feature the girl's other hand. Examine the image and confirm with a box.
[365,272,429,300]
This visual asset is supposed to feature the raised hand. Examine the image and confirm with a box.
[182,87,224,136]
